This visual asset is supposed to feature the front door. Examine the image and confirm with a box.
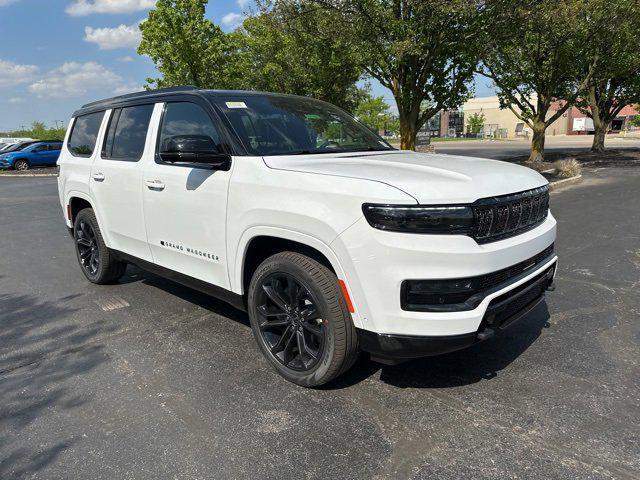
[142,101,233,289]
[90,104,155,261]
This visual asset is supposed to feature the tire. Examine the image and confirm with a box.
[13,159,29,171]
[248,251,358,387]
[73,208,127,284]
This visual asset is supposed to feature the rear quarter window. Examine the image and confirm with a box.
[68,111,104,157]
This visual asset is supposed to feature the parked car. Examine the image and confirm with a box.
[57,87,557,387]
[0,141,62,170]
[0,140,40,153]
[0,137,35,149]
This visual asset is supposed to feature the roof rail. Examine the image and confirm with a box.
[80,85,199,109]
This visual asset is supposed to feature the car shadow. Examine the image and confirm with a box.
[326,301,551,390]
[0,292,113,478]
[121,265,249,326]
[115,266,550,391]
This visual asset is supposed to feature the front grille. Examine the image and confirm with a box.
[482,265,554,329]
[472,186,550,243]
[401,243,555,311]
[474,243,554,291]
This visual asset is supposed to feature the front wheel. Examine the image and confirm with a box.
[13,159,29,171]
[248,251,358,387]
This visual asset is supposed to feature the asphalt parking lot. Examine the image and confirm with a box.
[1,166,639,479]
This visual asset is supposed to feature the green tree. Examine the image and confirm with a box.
[310,0,482,150]
[354,92,393,132]
[575,0,640,152]
[238,1,364,110]
[466,112,485,135]
[1,121,66,141]
[480,0,595,163]
[138,0,237,89]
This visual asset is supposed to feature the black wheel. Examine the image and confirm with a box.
[74,208,127,284]
[248,251,358,387]
[13,159,29,171]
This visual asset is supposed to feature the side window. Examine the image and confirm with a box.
[68,111,104,157]
[49,143,62,151]
[33,144,47,152]
[102,104,154,161]
[157,102,221,164]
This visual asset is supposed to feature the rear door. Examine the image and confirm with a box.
[29,144,49,166]
[90,104,155,261]
[142,100,233,288]
[47,142,62,165]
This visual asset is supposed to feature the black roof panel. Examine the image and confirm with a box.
[72,86,314,117]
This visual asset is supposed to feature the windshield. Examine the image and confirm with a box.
[211,94,393,156]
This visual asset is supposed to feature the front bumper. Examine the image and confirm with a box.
[331,213,557,336]
[357,260,556,363]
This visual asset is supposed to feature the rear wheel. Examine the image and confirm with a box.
[13,159,29,171]
[74,208,126,284]
[248,251,358,387]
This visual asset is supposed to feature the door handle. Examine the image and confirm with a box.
[92,173,105,182]
[145,179,165,191]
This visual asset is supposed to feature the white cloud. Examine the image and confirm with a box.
[84,23,142,50]
[113,83,143,95]
[117,55,134,62]
[8,97,24,104]
[29,62,123,98]
[66,0,155,16]
[221,12,242,27]
[0,59,39,87]
[237,0,250,8]
[0,0,20,6]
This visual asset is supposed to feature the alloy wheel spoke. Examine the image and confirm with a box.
[296,329,318,366]
[301,320,322,335]
[271,325,294,354]
[262,284,290,312]
[77,238,92,247]
[259,317,290,330]
[300,305,319,321]
[286,278,299,306]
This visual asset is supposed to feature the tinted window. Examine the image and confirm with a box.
[48,143,62,151]
[103,104,154,161]
[32,144,47,152]
[209,95,391,156]
[68,111,104,157]
[158,102,221,162]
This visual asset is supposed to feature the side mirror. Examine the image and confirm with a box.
[159,135,231,170]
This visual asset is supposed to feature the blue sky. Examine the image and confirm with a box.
[0,0,496,131]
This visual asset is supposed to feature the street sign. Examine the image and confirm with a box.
[415,127,433,152]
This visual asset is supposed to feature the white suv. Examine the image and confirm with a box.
[57,87,557,386]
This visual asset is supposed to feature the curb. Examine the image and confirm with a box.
[549,174,582,190]
[0,173,58,178]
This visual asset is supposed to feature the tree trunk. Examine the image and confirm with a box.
[590,103,606,153]
[528,120,546,164]
[591,123,606,152]
[399,112,418,150]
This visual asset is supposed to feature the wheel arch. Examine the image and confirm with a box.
[235,229,362,328]
[65,192,113,248]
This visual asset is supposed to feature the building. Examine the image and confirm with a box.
[462,96,639,138]
[424,109,465,137]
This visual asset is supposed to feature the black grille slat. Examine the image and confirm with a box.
[472,186,549,243]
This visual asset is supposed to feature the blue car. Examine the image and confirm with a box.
[0,141,63,170]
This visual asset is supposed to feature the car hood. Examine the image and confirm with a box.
[263,150,548,204]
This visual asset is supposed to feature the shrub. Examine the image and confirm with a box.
[554,158,582,178]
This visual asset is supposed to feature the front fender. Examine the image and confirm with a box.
[231,226,364,328]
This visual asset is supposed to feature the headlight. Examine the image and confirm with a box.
[362,204,474,234]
